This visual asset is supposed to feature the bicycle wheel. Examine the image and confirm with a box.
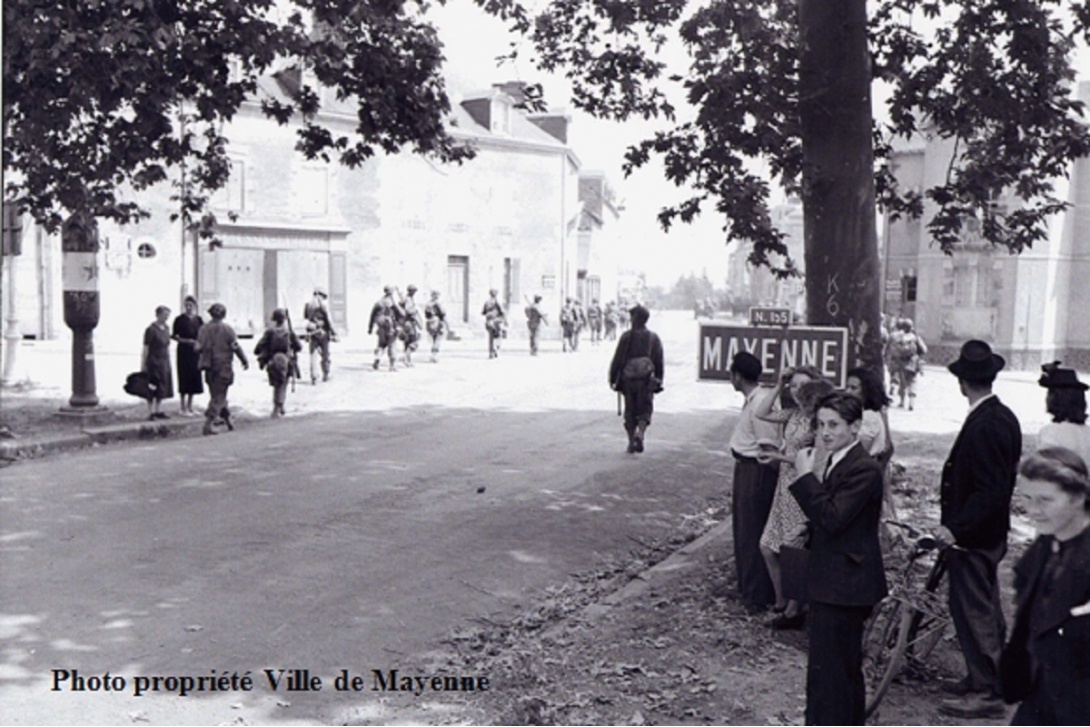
[903,557,951,668]
[863,596,910,718]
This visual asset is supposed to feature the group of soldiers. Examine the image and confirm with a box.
[556,297,630,353]
[367,284,450,371]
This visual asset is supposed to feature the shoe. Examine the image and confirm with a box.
[626,441,637,454]
[148,414,157,421]
[937,694,1006,719]
[633,435,644,453]
[769,612,806,630]
[323,373,329,381]
[202,421,216,436]
[155,412,169,420]
[372,360,380,370]
[224,418,234,432]
[940,677,973,696]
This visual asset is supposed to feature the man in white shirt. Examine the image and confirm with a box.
[728,351,782,611]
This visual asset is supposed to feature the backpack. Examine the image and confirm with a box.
[893,333,917,362]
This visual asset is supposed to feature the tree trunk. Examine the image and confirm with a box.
[798,0,883,373]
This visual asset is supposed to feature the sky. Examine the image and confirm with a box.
[426,1,1090,289]
[429,1,733,288]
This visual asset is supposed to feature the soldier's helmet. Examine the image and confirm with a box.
[207,303,227,319]
[534,295,542,302]
[431,290,440,299]
[489,288,498,296]
[313,286,327,298]
[271,308,286,324]
[383,285,394,295]
[407,284,418,294]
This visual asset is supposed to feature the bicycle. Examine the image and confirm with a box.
[862,521,955,719]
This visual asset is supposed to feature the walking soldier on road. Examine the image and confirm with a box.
[608,304,664,454]
[525,294,547,356]
[400,284,424,367]
[482,289,506,359]
[603,301,618,341]
[195,302,249,435]
[369,286,405,371]
[560,297,578,352]
[424,291,448,363]
[303,287,337,384]
[255,308,302,418]
[587,298,603,345]
[935,340,1022,720]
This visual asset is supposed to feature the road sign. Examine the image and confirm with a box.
[749,306,792,327]
[699,323,849,387]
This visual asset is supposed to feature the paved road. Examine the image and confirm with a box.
[0,311,1058,725]
[1,315,737,725]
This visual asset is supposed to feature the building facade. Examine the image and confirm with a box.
[4,78,621,350]
[885,82,1090,370]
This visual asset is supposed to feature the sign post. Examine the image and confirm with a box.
[699,322,850,388]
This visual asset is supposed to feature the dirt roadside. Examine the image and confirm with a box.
[340,431,1036,727]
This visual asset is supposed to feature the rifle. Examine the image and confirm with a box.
[282,305,302,393]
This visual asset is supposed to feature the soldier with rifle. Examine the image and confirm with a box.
[370,285,406,371]
[254,308,302,418]
[400,284,424,367]
[424,290,448,362]
[482,288,506,359]
[524,294,547,356]
[586,298,603,345]
[303,287,337,384]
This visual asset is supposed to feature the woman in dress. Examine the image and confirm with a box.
[1037,362,1090,466]
[171,295,204,415]
[754,366,833,628]
[1002,447,1090,724]
[142,305,174,419]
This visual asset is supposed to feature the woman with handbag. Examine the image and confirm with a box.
[1001,447,1090,725]
[608,304,664,454]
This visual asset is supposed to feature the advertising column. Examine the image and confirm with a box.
[60,213,105,412]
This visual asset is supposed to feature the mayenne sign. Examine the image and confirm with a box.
[699,323,849,387]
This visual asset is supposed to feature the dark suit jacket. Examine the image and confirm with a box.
[1005,527,1090,723]
[941,396,1022,549]
[789,442,888,607]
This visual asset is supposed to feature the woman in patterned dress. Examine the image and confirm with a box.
[171,295,203,415]
[142,305,175,419]
[754,366,833,628]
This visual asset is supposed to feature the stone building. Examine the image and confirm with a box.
[4,78,622,349]
[885,81,1090,370]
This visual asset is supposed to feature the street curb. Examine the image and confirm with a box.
[584,521,731,619]
[0,415,260,461]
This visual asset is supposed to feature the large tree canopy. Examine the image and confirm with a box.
[483,0,1090,366]
[2,0,473,231]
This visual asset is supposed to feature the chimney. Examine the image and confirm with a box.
[492,81,529,107]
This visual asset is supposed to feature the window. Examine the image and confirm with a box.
[903,275,917,303]
[213,158,245,213]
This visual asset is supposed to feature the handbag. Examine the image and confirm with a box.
[123,371,155,400]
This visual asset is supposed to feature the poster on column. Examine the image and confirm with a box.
[698,323,849,388]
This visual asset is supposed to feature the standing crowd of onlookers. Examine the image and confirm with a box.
[723,335,1090,725]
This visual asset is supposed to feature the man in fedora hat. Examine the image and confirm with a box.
[303,286,337,384]
[936,339,1022,719]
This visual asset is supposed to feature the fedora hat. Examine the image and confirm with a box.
[947,339,1005,381]
[1039,362,1089,390]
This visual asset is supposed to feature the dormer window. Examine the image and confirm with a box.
[491,97,511,135]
